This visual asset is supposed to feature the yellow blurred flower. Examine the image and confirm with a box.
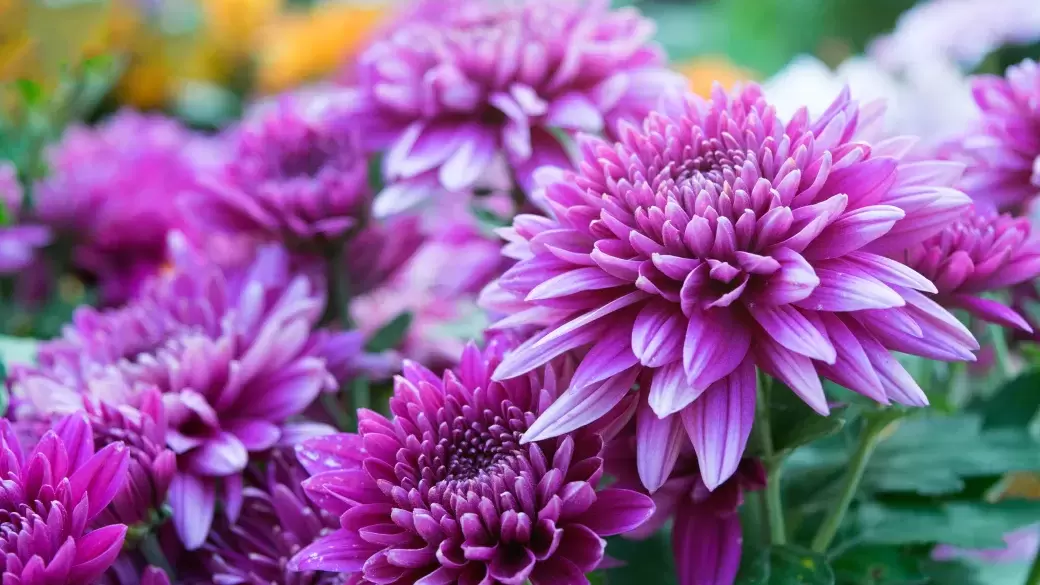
[674,56,755,97]
[200,0,282,60]
[256,2,386,94]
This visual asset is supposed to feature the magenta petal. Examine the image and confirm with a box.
[635,401,685,492]
[295,433,366,475]
[569,322,640,389]
[227,419,281,451]
[170,472,216,550]
[632,301,685,367]
[289,529,382,572]
[749,304,837,364]
[648,361,702,418]
[681,359,756,490]
[578,488,656,536]
[756,338,829,415]
[69,441,130,518]
[684,308,751,391]
[948,294,1033,332]
[54,412,94,473]
[188,432,249,476]
[522,367,639,443]
[795,268,905,312]
[69,524,127,583]
[672,502,742,585]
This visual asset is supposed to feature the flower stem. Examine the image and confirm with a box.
[810,412,901,553]
[1024,543,1040,585]
[754,375,787,545]
[321,241,355,329]
[139,532,175,580]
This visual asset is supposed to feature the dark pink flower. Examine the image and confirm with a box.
[0,412,130,584]
[483,85,978,493]
[901,206,1040,331]
[349,0,684,216]
[288,342,654,584]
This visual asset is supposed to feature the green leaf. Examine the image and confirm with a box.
[366,312,413,353]
[15,80,45,108]
[605,532,677,585]
[856,500,1040,548]
[367,153,385,193]
[769,381,848,457]
[917,560,988,585]
[831,546,928,585]
[970,370,1040,429]
[735,545,835,585]
[0,360,8,418]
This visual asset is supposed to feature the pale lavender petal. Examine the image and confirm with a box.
[681,359,756,490]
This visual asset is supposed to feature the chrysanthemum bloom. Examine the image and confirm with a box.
[190,97,371,251]
[341,214,427,296]
[0,412,131,584]
[0,161,51,274]
[952,59,1040,214]
[34,110,220,305]
[202,448,342,585]
[607,434,765,585]
[483,84,979,492]
[350,0,685,216]
[901,206,1040,332]
[13,235,366,549]
[289,342,654,584]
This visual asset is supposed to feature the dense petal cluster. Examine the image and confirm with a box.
[201,448,343,585]
[191,97,371,249]
[13,235,364,549]
[34,111,221,304]
[288,342,654,584]
[352,0,685,216]
[0,161,51,274]
[953,59,1040,213]
[484,84,978,492]
[901,207,1040,331]
[0,413,130,584]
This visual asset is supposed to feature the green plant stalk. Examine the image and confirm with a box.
[754,376,786,545]
[321,242,355,329]
[810,413,898,553]
[1024,543,1040,585]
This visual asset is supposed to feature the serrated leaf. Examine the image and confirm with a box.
[857,501,1040,548]
[366,312,413,353]
[736,545,835,585]
[832,546,928,585]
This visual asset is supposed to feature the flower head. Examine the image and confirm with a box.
[14,234,368,549]
[202,448,342,585]
[952,59,1040,213]
[0,161,51,274]
[353,0,684,216]
[483,84,978,492]
[0,412,130,584]
[34,111,220,305]
[289,341,654,584]
[902,207,1040,332]
[192,97,371,250]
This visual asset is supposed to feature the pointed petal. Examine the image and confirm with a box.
[749,304,836,363]
[522,367,639,443]
[636,402,685,492]
[681,359,756,490]
[684,308,751,391]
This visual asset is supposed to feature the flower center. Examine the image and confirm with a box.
[278,144,329,179]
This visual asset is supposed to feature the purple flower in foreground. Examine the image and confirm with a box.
[191,97,371,250]
[483,84,978,492]
[34,111,220,305]
[902,207,1040,332]
[0,413,130,584]
[351,0,684,216]
[289,342,655,584]
[953,59,1040,214]
[14,235,367,549]
[607,433,765,585]
[202,448,343,585]
[0,161,51,274]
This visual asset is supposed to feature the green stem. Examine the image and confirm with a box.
[1024,543,1040,585]
[810,413,899,553]
[139,533,175,579]
[321,242,355,329]
[321,393,354,431]
[754,375,787,545]
[988,322,1012,379]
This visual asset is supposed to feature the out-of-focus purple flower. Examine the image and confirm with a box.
[34,111,220,305]
[201,448,343,585]
[950,60,1040,214]
[349,0,685,216]
[483,84,978,493]
[288,341,655,584]
[607,431,765,585]
[871,0,1040,70]
[933,524,1039,564]
[190,97,371,250]
[0,161,51,274]
[341,214,426,296]
[12,234,376,550]
[0,412,131,584]
[902,207,1040,331]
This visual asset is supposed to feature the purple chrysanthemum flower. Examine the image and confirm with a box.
[13,234,371,550]
[341,214,427,296]
[201,448,343,585]
[607,433,765,585]
[351,0,685,216]
[901,206,1040,332]
[0,412,131,584]
[288,341,655,584]
[482,84,979,492]
[953,59,1040,214]
[191,97,371,250]
[34,110,221,305]
[0,161,51,274]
